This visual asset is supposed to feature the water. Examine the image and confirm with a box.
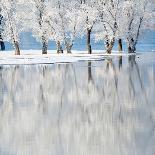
[0,53,155,155]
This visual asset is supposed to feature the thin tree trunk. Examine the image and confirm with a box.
[105,35,109,51]
[87,28,92,54]
[128,17,143,54]
[65,40,73,54]
[127,38,136,53]
[106,38,115,54]
[0,41,5,51]
[128,46,135,53]
[118,39,123,52]
[14,41,20,55]
[66,44,72,54]
[42,40,48,54]
[128,46,136,53]
[56,41,63,54]
[0,34,5,51]
[134,17,143,48]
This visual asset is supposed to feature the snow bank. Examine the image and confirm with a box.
[0,50,128,65]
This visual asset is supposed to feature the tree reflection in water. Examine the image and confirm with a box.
[0,55,155,155]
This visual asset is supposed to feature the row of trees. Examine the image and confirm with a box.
[0,0,153,55]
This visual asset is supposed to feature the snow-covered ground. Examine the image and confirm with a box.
[0,50,130,65]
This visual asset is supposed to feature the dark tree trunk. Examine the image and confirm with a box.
[0,41,5,51]
[128,42,136,54]
[66,45,72,54]
[106,38,115,54]
[128,46,136,53]
[56,41,63,54]
[87,28,92,54]
[105,35,110,51]
[127,38,136,53]
[65,40,73,54]
[42,40,48,54]
[118,39,123,52]
[14,41,20,55]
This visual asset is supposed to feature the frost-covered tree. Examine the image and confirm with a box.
[80,0,98,54]
[119,0,152,53]
[0,8,5,51]
[44,0,64,53]
[0,0,154,54]
[45,0,85,54]
[94,0,153,53]
[94,0,123,54]
[25,0,50,54]
[63,1,84,53]
[0,0,23,55]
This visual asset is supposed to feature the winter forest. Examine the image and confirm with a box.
[0,0,154,55]
[0,1,155,155]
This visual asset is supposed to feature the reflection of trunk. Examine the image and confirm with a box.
[88,61,92,82]
[14,41,20,55]
[56,41,63,54]
[119,56,122,69]
[39,85,46,113]
[106,59,119,98]
[118,39,123,52]
[10,66,19,102]
[128,55,136,63]
[106,37,115,54]
[42,38,48,54]
[87,28,92,54]
[38,66,47,114]
[128,55,148,104]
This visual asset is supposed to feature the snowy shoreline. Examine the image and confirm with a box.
[1,50,155,65]
[0,50,132,65]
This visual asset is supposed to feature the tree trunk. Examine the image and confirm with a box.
[42,40,48,54]
[128,46,136,53]
[127,38,136,53]
[66,46,72,54]
[106,38,115,54]
[14,41,20,55]
[56,41,63,54]
[0,41,5,51]
[105,35,110,51]
[65,40,73,54]
[118,39,123,52]
[87,28,92,54]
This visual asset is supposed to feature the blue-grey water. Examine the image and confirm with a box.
[4,30,155,52]
[0,53,155,155]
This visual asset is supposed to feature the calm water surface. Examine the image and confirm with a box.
[0,53,155,155]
